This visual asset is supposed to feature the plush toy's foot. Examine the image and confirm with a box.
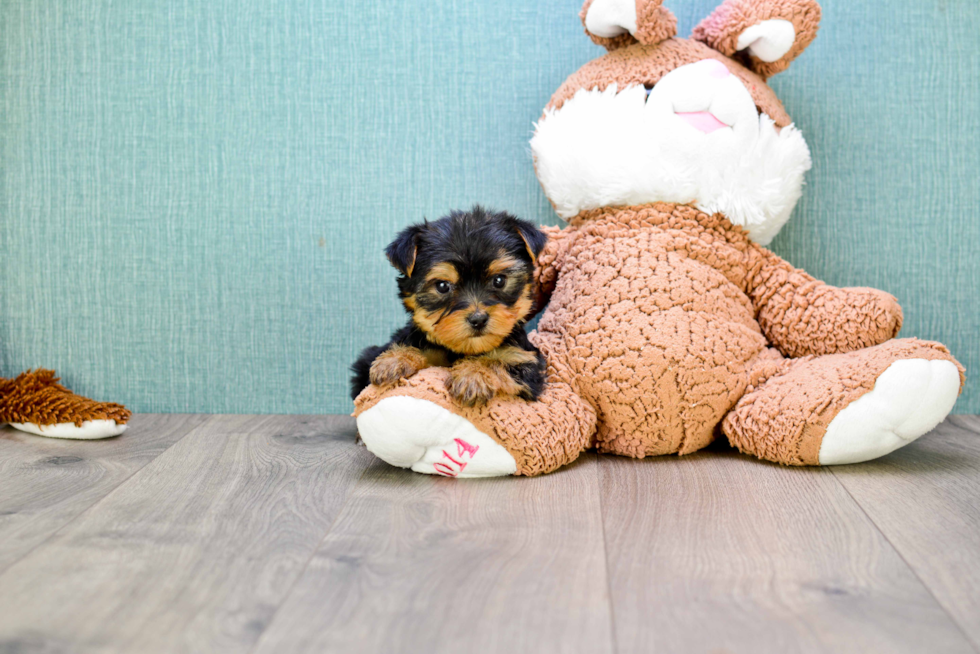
[0,370,131,440]
[723,339,964,466]
[354,366,597,477]
[357,397,517,478]
[818,358,960,464]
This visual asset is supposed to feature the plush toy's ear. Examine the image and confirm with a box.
[385,223,424,278]
[692,0,821,78]
[511,219,548,265]
[580,0,678,51]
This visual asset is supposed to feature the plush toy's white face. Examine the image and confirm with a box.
[531,58,811,245]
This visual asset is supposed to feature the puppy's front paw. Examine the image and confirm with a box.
[446,363,499,407]
[369,346,427,388]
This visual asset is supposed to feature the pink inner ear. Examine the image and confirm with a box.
[675,111,729,134]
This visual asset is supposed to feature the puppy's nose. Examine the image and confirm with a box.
[466,311,489,331]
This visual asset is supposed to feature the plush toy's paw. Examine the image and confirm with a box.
[819,359,961,465]
[356,396,517,478]
[7,420,127,440]
[368,346,426,388]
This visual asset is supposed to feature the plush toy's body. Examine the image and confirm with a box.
[353,0,964,477]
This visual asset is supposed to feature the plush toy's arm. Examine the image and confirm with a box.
[745,246,903,358]
[531,224,577,315]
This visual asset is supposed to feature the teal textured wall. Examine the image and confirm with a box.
[2,0,978,414]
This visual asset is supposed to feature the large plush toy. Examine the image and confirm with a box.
[353,0,964,477]
[1,370,130,439]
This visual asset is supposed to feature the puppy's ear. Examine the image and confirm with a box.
[511,219,548,265]
[385,224,424,277]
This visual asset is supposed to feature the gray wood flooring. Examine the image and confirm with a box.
[1,414,978,654]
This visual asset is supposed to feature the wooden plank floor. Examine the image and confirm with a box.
[0,416,978,654]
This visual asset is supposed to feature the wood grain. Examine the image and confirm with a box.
[0,414,206,572]
[1,415,978,654]
[250,453,615,654]
[598,444,977,654]
[0,415,372,654]
[832,416,980,650]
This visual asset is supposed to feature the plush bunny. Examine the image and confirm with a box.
[1,370,130,439]
[352,0,964,477]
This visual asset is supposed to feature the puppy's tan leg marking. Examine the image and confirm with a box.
[422,348,451,368]
[446,347,532,407]
[370,345,429,387]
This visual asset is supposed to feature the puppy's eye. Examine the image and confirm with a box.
[434,280,452,294]
[491,275,506,289]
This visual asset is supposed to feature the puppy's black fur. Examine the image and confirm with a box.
[350,206,548,406]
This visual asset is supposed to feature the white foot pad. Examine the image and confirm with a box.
[8,420,127,440]
[356,397,517,478]
[819,359,960,465]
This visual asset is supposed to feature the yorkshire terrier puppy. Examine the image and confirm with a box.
[351,206,548,407]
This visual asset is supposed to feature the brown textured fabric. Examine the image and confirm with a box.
[542,203,776,459]
[533,224,575,310]
[634,1,679,46]
[0,369,132,427]
[692,0,822,78]
[580,0,679,50]
[355,203,963,476]
[723,339,966,465]
[746,249,904,357]
[545,38,791,127]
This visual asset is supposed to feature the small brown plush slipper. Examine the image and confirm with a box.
[0,369,131,440]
